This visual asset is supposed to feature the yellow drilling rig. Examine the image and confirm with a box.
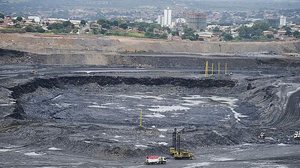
[169,128,194,160]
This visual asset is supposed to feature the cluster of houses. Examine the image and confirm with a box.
[188,23,300,41]
[1,14,300,41]
[0,15,83,31]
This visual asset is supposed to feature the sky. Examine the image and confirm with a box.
[0,0,300,13]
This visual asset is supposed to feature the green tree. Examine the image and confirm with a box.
[238,26,252,39]
[48,23,64,30]
[252,21,270,31]
[147,24,161,33]
[24,25,35,32]
[91,28,101,34]
[62,21,73,28]
[0,13,4,19]
[80,20,87,26]
[72,28,79,34]
[14,23,22,28]
[36,26,45,33]
[137,24,147,32]
[97,19,112,29]
[16,16,23,22]
[293,31,300,38]
[97,19,109,25]
[101,23,111,29]
[222,33,233,41]
[47,21,75,33]
[160,33,168,39]
[24,25,45,33]
[284,27,292,36]
[162,27,171,34]
[266,34,274,39]
[213,27,221,33]
[182,28,198,41]
[171,31,179,36]
[119,23,128,30]
[238,21,270,40]
[145,31,155,38]
[112,20,119,27]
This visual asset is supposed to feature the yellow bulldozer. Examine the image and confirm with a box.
[169,128,194,160]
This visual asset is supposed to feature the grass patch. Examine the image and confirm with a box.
[0,28,26,33]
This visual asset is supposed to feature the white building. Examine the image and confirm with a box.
[70,20,81,25]
[45,18,68,24]
[135,18,144,23]
[163,7,172,28]
[157,15,164,26]
[196,31,213,38]
[28,16,41,23]
[280,16,287,27]
[175,18,186,24]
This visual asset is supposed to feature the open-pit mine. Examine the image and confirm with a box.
[0,34,300,168]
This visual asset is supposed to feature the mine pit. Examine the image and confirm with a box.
[0,49,300,167]
[17,78,240,126]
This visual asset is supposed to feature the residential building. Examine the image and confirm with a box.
[266,17,280,28]
[186,12,207,31]
[157,15,163,26]
[45,18,68,24]
[280,16,287,27]
[263,31,274,36]
[175,18,186,24]
[28,16,41,23]
[70,20,81,27]
[163,7,172,27]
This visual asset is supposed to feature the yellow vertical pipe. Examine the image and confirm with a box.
[205,61,209,77]
[140,110,142,127]
[211,63,214,75]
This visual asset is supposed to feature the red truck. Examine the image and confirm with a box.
[145,156,167,165]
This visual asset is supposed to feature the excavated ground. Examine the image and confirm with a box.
[0,50,300,167]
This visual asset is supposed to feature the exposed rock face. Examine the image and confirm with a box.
[278,87,300,127]
[241,77,300,128]
[1,33,300,56]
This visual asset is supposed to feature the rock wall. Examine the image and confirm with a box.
[242,78,300,128]
[1,33,300,55]
[117,38,300,54]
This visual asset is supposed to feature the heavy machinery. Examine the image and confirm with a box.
[169,128,194,160]
[294,131,300,140]
[145,156,167,165]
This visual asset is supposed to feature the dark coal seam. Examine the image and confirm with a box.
[6,76,237,120]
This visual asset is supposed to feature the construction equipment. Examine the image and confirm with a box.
[145,156,167,165]
[169,128,194,160]
[294,131,300,140]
